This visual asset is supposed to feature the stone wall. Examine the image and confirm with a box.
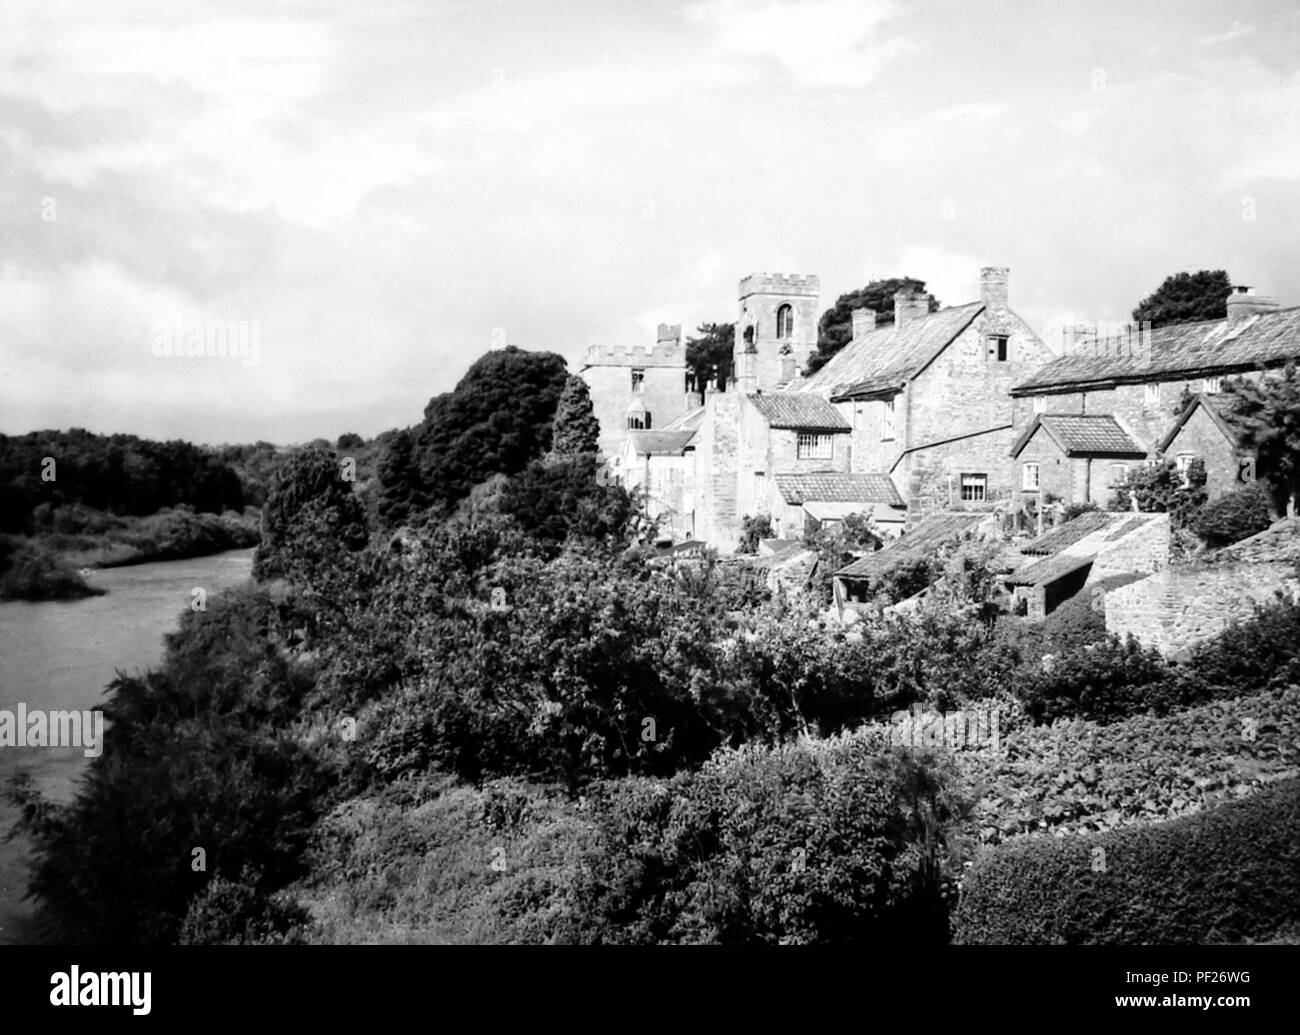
[581,344,691,462]
[1104,561,1299,656]
[1164,404,1243,498]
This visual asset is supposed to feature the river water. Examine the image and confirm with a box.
[0,548,255,944]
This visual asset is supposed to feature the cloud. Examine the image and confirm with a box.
[1196,21,1255,47]
[682,0,917,89]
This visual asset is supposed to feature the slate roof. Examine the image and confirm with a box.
[1013,307,1300,393]
[1004,552,1095,587]
[748,393,850,430]
[1157,393,1249,452]
[775,472,904,506]
[629,430,696,456]
[1010,414,1146,458]
[798,302,985,400]
[1017,511,1114,555]
[834,511,986,578]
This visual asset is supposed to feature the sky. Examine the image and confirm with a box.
[1,0,1298,445]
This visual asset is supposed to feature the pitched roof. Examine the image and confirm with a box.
[834,511,986,578]
[1004,552,1095,587]
[1013,307,1300,393]
[747,393,850,430]
[775,472,904,506]
[1157,393,1249,452]
[1010,414,1146,458]
[798,302,985,400]
[1017,510,1114,555]
[629,430,696,455]
[660,406,707,432]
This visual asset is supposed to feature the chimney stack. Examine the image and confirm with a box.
[1226,285,1279,327]
[893,290,930,327]
[981,267,1009,312]
[851,308,878,339]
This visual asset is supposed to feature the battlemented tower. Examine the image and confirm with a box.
[578,323,691,464]
[734,273,820,394]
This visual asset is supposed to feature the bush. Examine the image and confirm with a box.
[178,875,311,945]
[737,514,773,554]
[1191,482,1273,548]
[570,742,968,944]
[953,777,1300,944]
[0,536,103,600]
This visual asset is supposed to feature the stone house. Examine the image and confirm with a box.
[1008,414,1147,507]
[1011,287,1300,505]
[1157,393,1252,500]
[791,267,1059,517]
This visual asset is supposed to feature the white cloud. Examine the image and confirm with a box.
[682,0,917,89]
[1196,21,1255,47]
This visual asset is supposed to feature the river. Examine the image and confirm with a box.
[0,548,256,944]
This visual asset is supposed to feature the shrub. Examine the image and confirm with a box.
[1191,482,1273,548]
[570,742,968,944]
[737,514,773,554]
[953,777,1300,944]
[178,875,311,945]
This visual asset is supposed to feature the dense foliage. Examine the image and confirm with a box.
[1221,364,1300,511]
[1110,456,1206,526]
[375,347,569,524]
[684,323,734,401]
[954,777,1300,944]
[1191,482,1273,547]
[1130,269,1232,328]
[0,429,245,534]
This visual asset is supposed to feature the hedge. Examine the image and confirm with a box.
[953,776,1300,944]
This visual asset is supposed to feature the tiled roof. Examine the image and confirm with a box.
[1004,552,1095,587]
[1018,511,1113,555]
[628,430,696,455]
[834,511,986,578]
[748,393,850,430]
[1013,307,1300,393]
[798,302,985,400]
[1010,414,1146,458]
[775,472,904,506]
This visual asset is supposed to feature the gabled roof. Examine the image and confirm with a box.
[1010,414,1146,458]
[629,430,696,456]
[775,472,904,506]
[747,393,850,430]
[660,406,707,432]
[834,511,986,578]
[1004,552,1095,588]
[1013,307,1300,394]
[1157,393,1248,453]
[798,302,985,400]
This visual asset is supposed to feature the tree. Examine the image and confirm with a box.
[336,432,365,450]
[254,447,369,585]
[1222,364,1300,512]
[1131,270,1232,328]
[549,375,601,458]
[1110,457,1207,528]
[806,278,939,375]
[685,323,735,402]
[379,347,570,521]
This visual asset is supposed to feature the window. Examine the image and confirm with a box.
[1033,395,1047,414]
[627,413,652,430]
[1144,382,1161,407]
[776,303,794,339]
[1110,463,1129,486]
[960,473,987,502]
[1176,453,1195,488]
[631,368,645,392]
[989,335,1008,362]
[1022,463,1040,491]
[881,398,896,440]
[1202,377,1222,394]
[797,433,833,459]
[754,471,767,502]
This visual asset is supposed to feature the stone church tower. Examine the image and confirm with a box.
[734,273,820,393]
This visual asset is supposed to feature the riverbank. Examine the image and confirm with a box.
[0,508,259,601]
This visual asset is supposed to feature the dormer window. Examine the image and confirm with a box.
[776,304,794,339]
